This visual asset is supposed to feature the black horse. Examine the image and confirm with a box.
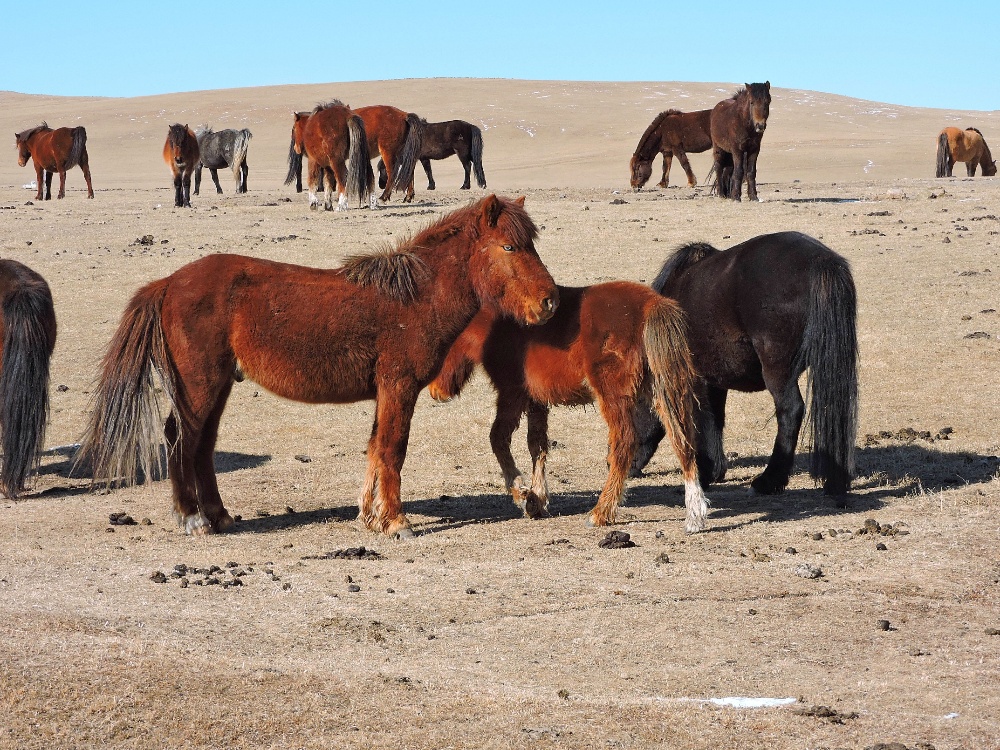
[633,231,858,496]
[378,119,486,200]
[194,126,253,194]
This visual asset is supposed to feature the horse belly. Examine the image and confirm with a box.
[523,349,593,407]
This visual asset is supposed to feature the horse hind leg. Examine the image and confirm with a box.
[239,161,248,193]
[44,170,54,201]
[658,153,673,188]
[422,157,436,190]
[751,369,804,495]
[80,152,94,198]
[587,393,637,527]
[524,400,552,518]
[210,167,223,194]
[675,149,697,187]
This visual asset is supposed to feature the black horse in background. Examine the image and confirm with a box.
[632,231,858,497]
[378,119,486,200]
[194,126,253,194]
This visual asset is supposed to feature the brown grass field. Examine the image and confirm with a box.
[1,79,998,749]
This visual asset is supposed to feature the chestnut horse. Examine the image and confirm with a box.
[379,119,487,200]
[162,124,199,207]
[935,127,996,177]
[0,260,57,498]
[194,126,253,194]
[285,101,373,210]
[629,109,713,190]
[353,105,424,203]
[15,122,94,200]
[632,232,858,498]
[79,196,558,539]
[428,282,709,533]
[710,82,771,201]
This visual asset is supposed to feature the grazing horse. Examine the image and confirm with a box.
[194,126,253,194]
[710,82,771,201]
[632,232,858,498]
[629,109,713,190]
[379,119,487,200]
[162,124,199,207]
[285,101,373,210]
[428,282,709,533]
[935,127,997,177]
[0,260,57,498]
[353,105,424,203]
[79,196,558,539]
[15,122,94,200]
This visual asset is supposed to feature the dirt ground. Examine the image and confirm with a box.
[1,80,998,749]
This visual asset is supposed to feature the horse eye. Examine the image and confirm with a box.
[502,244,514,252]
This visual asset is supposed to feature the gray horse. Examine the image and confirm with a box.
[194,126,253,194]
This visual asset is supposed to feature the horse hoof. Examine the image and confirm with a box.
[394,527,416,541]
[183,513,213,535]
[523,492,550,520]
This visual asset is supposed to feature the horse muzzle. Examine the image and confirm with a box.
[754,122,767,133]
[528,293,559,325]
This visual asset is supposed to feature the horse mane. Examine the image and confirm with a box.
[16,122,51,143]
[341,248,430,304]
[651,241,720,293]
[311,99,347,114]
[635,110,683,154]
[965,127,984,136]
[195,125,214,138]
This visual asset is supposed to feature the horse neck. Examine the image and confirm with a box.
[410,234,482,332]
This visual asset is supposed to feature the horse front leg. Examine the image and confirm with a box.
[194,164,202,195]
[524,400,552,518]
[173,171,184,207]
[745,146,761,201]
[489,389,531,516]
[364,380,420,538]
[182,170,193,207]
[729,149,745,201]
[56,169,67,199]
[658,151,673,188]
[31,164,44,200]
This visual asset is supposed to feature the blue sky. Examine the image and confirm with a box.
[4,1,998,110]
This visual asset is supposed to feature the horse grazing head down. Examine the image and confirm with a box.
[629,154,653,190]
[744,82,771,133]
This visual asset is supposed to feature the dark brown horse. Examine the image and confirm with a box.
[194,126,253,194]
[0,260,57,498]
[428,282,708,532]
[162,124,199,207]
[710,82,771,201]
[15,122,94,200]
[285,101,373,210]
[629,109,713,190]
[632,232,858,499]
[935,127,996,177]
[80,196,558,539]
[379,119,487,200]
[353,105,424,203]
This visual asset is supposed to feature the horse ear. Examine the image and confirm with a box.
[765,81,770,89]
[481,194,503,227]
[514,196,526,207]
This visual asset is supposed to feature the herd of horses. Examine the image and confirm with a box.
[4,84,991,539]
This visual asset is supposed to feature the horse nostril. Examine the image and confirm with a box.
[543,297,557,313]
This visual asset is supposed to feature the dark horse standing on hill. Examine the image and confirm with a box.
[163,124,199,207]
[0,260,57,498]
[629,109,713,190]
[378,119,487,200]
[15,122,95,200]
[710,82,771,201]
[632,232,858,498]
[935,127,996,177]
[194,126,253,194]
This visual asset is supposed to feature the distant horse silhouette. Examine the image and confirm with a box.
[428,282,709,533]
[935,127,996,177]
[710,82,771,201]
[194,126,253,194]
[630,109,713,190]
[162,124,199,207]
[285,101,373,210]
[79,195,558,539]
[354,105,424,203]
[15,122,94,200]
[378,119,487,200]
[0,260,56,498]
[633,232,858,498]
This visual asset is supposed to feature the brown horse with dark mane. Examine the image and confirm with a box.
[710,82,771,201]
[0,260,57,498]
[353,105,424,203]
[162,124,199,207]
[79,196,558,539]
[285,101,373,210]
[379,119,487,200]
[935,127,996,177]
[428,282,708,533]
[15,122,94,200]
[629,109,713,190]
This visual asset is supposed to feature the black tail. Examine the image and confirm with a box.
[392,114,424,192]
[64,127,88,171]
[470,125,487,188]
[285,136,303,190]
[935,132,950,178]
[651,241,719,294]
[792,256,858,494]
[346,114,373,206]
[0,284,56,497]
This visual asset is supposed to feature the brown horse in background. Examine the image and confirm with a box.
[629,109,713,190]
[285,101,373,210]
[162,124,199,207]
[0,260,57,498]
[710,82,771,201]
[935,127,996,177]
[379,119,487,200]
[428,282,709,533]
[354,105,424,203]
[15,122,94,200]
[80,196,558,540]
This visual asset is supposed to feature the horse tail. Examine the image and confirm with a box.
[793,254,858,494]
[230,129,252,183]
[470,125,487,188]
[346,114,373,206]
[0,282,55,498]
[935,132,951,178]
[392,113,424,192]
[77,279,176,488]
[651,241,719,294]
[284,134,302,189]
[64,127,88,171]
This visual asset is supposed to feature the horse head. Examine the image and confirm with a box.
[629,154,653,191]
[745,81,771,134]
[14,135,30,167]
